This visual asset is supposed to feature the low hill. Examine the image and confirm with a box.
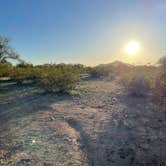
[98,60,133,68]
[96,61,134,75]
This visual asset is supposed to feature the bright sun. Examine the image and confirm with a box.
[125,41,140,55]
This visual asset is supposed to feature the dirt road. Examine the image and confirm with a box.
[0,80,166,165]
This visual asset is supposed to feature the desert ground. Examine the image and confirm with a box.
[0,79,166,166]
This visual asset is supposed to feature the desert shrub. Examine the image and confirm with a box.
[153,72,166,98]
[16,62,33,68]
[121,74,151,96]
[38,68,80,93]
[90,66,111,79]
[129,76,150,96]
[0,62,12,77]
[10,68,27,84]
[158,55,166,73]
[6,63,85,88]
[10,67,35,84]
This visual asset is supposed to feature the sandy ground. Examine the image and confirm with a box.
[0,80,166,166]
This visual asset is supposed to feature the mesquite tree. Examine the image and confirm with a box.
[0,36,19,63]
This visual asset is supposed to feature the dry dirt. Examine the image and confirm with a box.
[0,80,166,166]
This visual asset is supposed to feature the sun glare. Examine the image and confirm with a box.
[125,41,140,55]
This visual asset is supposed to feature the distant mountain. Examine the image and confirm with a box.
[98,60,133,68]
[110,60,133,67]
[97,61,134,75]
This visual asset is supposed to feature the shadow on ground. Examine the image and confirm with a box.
[82,93,166,166]
[0,83,82,166]
[0,80,166,166]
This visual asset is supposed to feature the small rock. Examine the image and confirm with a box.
[49,117,55,121]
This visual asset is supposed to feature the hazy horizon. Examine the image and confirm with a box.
[1,0,166,65]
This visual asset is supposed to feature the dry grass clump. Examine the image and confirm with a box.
[121,74,151,96]
[120,66,166,97]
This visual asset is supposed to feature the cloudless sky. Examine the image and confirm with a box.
[0,0,166,65]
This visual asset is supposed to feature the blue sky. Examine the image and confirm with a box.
[0,0,166,65]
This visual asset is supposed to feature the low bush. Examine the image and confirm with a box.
[0,63,84,92]
[0,62,12,77]
[153,72,166,98]
[38,68,80,93]
[90,66,111,79]
[129,76,150,96]
[10,67,35,84]
[121,74,151,96]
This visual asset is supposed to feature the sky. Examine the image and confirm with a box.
[0,0,166,66]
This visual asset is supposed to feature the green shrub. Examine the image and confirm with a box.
[0,62,12,77]
[38,68,80,93]
[10,67,35,84]
[10,68,27,84]
[1,63,84,89]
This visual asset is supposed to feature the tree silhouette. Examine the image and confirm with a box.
[0,36,20,63]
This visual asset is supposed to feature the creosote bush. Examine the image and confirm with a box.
[121,74,151,97]
[0,62,12,77]
[129,76,150,96]
[153,72,166,98]
[38,68,80,93]
[10,67,35,84]
[90,66,111,79]
[0,63,85,93]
